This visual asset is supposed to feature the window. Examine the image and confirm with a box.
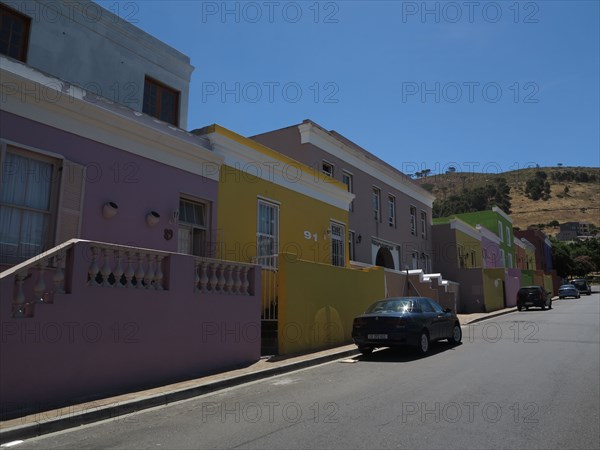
[499,248,505,267]
[420,210,427,239]
[508,253,513,268]
[372,187,381,222]
[505,225,511,245]
[388,195,396,227]
[498,221,504,241]
[177,198,209,257]
[0,4,31,62]
[421,253,431,272]
[348,230,356,261]
[143,77,180,126]
[330,222,345,267]
[411,251,418,269]
[257,200,279,268]
[410,206,417,235]
[1,147,58,264]
[321,161,334,177]
[342,171,353,211]
[457,244,465,268]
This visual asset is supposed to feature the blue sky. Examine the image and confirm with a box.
[97,1,599,175]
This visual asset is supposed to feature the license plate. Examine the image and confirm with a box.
[368,334,388,339]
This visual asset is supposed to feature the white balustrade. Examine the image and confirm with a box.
[193,257,254,296]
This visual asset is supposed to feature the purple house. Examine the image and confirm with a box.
[0,2,260,419]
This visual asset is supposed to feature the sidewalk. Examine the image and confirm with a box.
[0,305,518,444]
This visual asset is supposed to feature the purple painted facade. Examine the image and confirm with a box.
[1,110,219,258]
[0,241,261,419]
[481,235,503,268]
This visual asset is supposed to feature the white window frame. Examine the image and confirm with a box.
[372,187,381,222]
[177,196,209,257]
[499,248,505,267]
[498,221,504,241]
[0,144,60,264]
[330,221,346,267]
[410,205,417,236]
[256,199,279,268]
[420,210,427,239]
[342,170,354,212]
[348,230,356,261]
[388,194,396,227]
[322,160,334,177]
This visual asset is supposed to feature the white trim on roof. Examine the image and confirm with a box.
[298,122,435,208]
[0,56,222,181]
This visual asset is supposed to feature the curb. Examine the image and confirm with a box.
[463,308,518,325]
[0,348,360,443]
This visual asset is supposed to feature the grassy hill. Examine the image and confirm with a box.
[415,167,600,235]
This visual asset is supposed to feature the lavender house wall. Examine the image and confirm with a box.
[0,241,261,419]
[1,110,219,255]
[481,235,502,268]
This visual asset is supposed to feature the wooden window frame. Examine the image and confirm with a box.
[0,4,31,62]
[143,76,180,126]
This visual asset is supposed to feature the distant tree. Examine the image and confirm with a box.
[557,163,563,167]
[551,239,574,278]
[573,255,595,277]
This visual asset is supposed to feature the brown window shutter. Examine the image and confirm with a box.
[55,161,86,245]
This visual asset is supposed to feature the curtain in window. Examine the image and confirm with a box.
[0,152,52,262]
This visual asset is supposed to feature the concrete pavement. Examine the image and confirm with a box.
[0,305,520,444]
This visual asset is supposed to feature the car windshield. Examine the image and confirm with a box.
[559,285,575,289]
[572,281,586,288]
[365,299,414,314]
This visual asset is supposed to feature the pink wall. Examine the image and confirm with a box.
[505,268,521,307]
[1,111,219,254]
[0,241,260,419]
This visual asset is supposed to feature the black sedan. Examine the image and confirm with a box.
[352,297,462,356]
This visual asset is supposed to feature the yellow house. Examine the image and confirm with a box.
[193,124,355,324]
[194,124,352,265]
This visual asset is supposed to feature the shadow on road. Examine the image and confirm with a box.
[354,342,462,363]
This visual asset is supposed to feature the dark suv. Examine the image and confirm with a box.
[517,286,552,311]
[570,279,592,296]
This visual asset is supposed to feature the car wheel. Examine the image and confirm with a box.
[548,300,552,310]
[541,303,546,310]
[517,306,522,311]
[559,296,563,299]
[417,330,429,355]
[449,323,462,345]
[358,346,373,356]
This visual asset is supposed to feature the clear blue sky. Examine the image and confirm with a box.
[97,1,599,175]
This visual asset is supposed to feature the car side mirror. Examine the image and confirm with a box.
[444,308,452,313]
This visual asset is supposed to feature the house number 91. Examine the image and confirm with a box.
[304,231,318,241]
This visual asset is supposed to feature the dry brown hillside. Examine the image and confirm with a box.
[415,167,600,235]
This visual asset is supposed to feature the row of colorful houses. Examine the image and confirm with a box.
[0,0,558,418]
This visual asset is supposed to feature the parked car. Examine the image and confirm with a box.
[558,284,580,299]
[517,286,552,311]
[351,297,462,356]
[570,279,592,296]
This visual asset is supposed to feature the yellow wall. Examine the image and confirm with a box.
[482,269,506,312]
[456,230,482,268]
[216,165,349,265]
[543,274,554,296]
[278,255,385,354]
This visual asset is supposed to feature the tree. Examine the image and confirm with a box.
[573,255,595,277]
[550,238,574,278]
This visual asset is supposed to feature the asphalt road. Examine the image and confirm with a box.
[7,294,600,450]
